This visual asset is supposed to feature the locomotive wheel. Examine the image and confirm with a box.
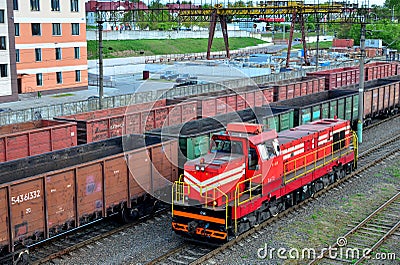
[237,221,250,234]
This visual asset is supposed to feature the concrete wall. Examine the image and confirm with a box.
[0,61,359,125]
[86,29,251,41]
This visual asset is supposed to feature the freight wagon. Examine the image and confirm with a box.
[262,76,325,101]
[169,88,271,118]
[272,76,400,128]
[0,120,77,162]
[147,106,294,169]
[306,62,400,90]
[341,76,400,125]
[54,100,197,144]
[271,90,359,127]
[0,134,178,264]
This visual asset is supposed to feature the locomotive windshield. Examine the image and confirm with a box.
[257,140,278,160]
[211,139,243,154]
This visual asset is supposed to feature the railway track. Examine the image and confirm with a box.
[29,208,169,264]
[308,191,400,265]
[146,243,214,265]
[149,129,400,265]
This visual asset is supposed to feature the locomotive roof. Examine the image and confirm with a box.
[278,119,347,144]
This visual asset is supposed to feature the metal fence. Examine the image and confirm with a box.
[0,61,358,125]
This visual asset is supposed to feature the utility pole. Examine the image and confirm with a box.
[97,15,104,110]
[357,22,366,144]
[315,22,320,71]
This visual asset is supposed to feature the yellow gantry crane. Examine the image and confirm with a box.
[178,1,349,67]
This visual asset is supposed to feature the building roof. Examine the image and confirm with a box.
[85,0,148,12]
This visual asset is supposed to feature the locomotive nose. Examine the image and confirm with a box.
[188,221,198,234]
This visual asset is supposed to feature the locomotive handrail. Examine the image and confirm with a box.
[283,134,355,184]
[172,179,229,229]
[233,173,263,233]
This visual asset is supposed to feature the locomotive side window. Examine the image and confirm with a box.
[333,130,346,151]
[248,147,258,170]
[257,141,277,160]
[211,139,243,154]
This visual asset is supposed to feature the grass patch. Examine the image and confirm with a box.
[51,93,74,98]
[87,37,266,59]
[292,41,332,50]
[386,165,400,178]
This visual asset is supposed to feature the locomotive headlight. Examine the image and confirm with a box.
[200,166,205,171]
[195,165,200,171]
[213,200,217,206]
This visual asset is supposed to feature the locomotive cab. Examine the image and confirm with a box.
[172,123,283,242]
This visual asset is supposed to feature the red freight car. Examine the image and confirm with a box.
[0,120,77,162]
[54,100,196,144]
[170,89,269,118]
[264,76,326,101]
[307,62,400,90]
[0,135,178,264]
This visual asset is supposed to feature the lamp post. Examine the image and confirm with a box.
[97,11,104,109]
[357,21,366,144]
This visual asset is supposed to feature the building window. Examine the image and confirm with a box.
[30,0,40,11]
[71,0,79,12]
[15,23,20,36]
[71,23,79,35]
[52,23,61,35]
[0,64,7,77]
[0,10,4,23]
[13,0,19,10]
[0,37,6,50]
[36,73,43,86]
[56,72,62,84]
[74,47,80,59]
[51,0,60,11]
[16,49,20,63]
[55,48,62,60]
[35,48,42,61]
[31,23,41,36]
[75,70,81,82]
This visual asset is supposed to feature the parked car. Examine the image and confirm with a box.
[160,71,179,80]
[175,74,198,83]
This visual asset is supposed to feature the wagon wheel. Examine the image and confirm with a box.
[120,207,138,223]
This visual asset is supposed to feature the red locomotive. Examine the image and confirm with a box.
[172,119,358,242]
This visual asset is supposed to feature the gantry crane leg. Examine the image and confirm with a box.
[207,10,218,60]
[207,11,230,60]
[285,10,296,68]
[219,15,230,59]
[299,14,310,66]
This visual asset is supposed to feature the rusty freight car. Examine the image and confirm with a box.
[0,134,178,264]
[54,101,197,144]
[0,120,77,162]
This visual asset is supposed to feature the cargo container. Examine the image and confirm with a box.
[0,120,77,162]
[146,106,294,169]
[54,100,196,144]
[271,90,359,127]
[0,134,178,263]
[332,38,354,48]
